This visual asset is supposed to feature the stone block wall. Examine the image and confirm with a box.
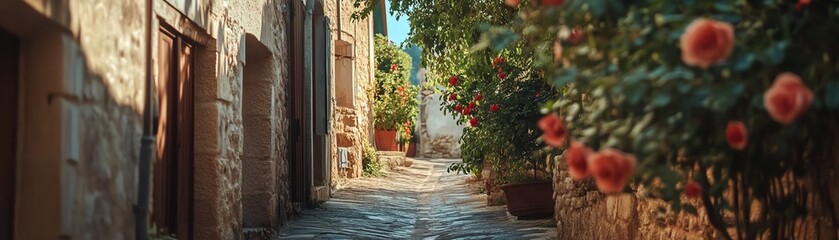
[2,0,292,239]
[326,0,374,183]
[418,91,464,159]
[552,155,716,240]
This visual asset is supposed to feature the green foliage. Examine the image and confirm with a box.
[373,34,420,131]
[362,141,383,177]
[486,0,839,238]
[443,54,556,184]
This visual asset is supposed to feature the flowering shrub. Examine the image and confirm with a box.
[373,34,420,130]
[442,55,556,182]
[487,0,839,238]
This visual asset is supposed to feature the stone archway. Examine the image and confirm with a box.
[241,33,278,228]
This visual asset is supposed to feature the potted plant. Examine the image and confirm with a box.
[373,34,420,151]
[444,55,557,219]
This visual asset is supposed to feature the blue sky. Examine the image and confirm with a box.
[385,1,410,45]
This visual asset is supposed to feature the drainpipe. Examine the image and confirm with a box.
[304,0,315,206]
[135,0,155,238]
[336,0,341,40]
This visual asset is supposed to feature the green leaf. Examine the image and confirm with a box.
[553,68,578,86]
[762,41,789,66]
[734,53,756,72]
[589,0,607,17]
[683,204,698,215]
[826,83,839,110]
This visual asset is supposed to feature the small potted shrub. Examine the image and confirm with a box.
[373,34,419,151]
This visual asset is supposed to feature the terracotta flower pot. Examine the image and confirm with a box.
[406,143,417,157]
[500,181,554,219]
[374,129,398,151]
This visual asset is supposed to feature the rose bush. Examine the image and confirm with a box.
[478,0,839,238]
[443,55,556,183]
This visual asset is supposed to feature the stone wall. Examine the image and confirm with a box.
[418,90,464,158]
[552,151,839,240]
[552,155,716,240]
[1,0,292,239]
[326,0,374,183]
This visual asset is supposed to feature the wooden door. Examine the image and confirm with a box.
[288,0,307,202]
[0,28,19,240]
[154,27,194,239]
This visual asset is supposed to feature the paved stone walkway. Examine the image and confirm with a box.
[277,158,557,239]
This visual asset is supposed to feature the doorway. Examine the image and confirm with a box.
[0,28,19,240]
[153,27,195,239]
[287,0,309,203]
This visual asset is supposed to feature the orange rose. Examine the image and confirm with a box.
[588,149,636,194]
[565,141,592,180]
[680,18,734,69]
[538,114,567,147]
[725,121,748,150]
[764,72,813,125]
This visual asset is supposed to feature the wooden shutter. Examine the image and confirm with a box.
[323,18,332,135]
[0,29,19,240]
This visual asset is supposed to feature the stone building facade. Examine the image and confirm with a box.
[0,0,374,239]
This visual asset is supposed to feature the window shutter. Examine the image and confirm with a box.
[324,17,332,135]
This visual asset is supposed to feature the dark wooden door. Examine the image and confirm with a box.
[154,27,194,239]
[0,28,19,240]
[288,0,308,202]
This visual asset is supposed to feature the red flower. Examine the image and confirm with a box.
[498,72,507,79]
[454,104,463,113]
[492,57,506,68]
[542,0,564,6]
[504,0,520,7]
[463,107,472,115]
[449,75,459,86]
[725,121,748,150]
[474,93,483,102]
[391,64,398,72]
[684,181,702,199]
[589,149,636,194]
[565,141,592,180]
[797,0,812,10]
[568,27,586,45]
[490,104,500,113]
[680,18,735,69]
[469,117,479,127]
[538,114,567,147]
[764,72,813,125]
[449,93,457,101]
[468,101,476,109]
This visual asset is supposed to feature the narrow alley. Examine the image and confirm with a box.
[278,159,557,239]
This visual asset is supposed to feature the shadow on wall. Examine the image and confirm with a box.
[0,1,144,239]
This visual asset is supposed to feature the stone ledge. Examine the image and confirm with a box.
[377,151,407,171]
[243,227,273,240]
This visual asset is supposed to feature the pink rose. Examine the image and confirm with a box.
[725,121,748,150]
[680,18,734,69]
[764,72,813,125]
[538,114,567,147]
[589,149,636,194]
[565,141,592,180]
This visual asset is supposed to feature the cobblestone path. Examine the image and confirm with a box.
[277,158,557,239]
